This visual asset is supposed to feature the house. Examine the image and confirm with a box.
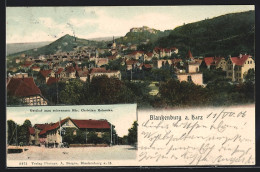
[204,57,227,71]
[176,51,203,85]
[46,77,59,85]
[130,45,137,50]
[89,68,121,81]
[226,54,255,82]
[12,72,29,78]
[42,117,112,145]
[39,69,53,83]
[144,52,153,61]
[29,124,52,145]
[65,66,76,78]
[128,51,144,60]
[15,58,21,64]
[76,68,89,82]
[153,47,178,58]
[7,77,48,105]
[30,66,41,72]
[96,58,109,67]
[141,64,152,71]
[157,60,173,68]
[125,59,139,70]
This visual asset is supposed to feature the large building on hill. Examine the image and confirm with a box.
[226,54,255,82]
[7,77,48,105]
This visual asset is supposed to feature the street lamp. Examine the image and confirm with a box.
[113,134,115,145]
[110,123,113,146]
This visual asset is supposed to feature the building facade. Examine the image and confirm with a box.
[226,54,255,82]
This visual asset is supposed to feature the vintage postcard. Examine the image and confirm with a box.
[6,5,255,167]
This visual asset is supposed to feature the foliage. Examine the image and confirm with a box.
[7,94,25,106]
[39,82,66,105]
[17,119,32,145]
[87,131,99,144]
[201,68,227,84]
[155,10,255,57]
[127,121,138,145]
[159,79,210,106]
[59,79,85,105]
[105,58,126,71]
[7,120,17,145]
[244,68,255,83]
[63,128,86,144]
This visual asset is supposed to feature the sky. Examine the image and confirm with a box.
[6,104,137,137]
[6,5,254,43]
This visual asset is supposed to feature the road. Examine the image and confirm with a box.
[7,145,136,160]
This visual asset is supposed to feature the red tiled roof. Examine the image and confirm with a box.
[130,51,144,55]
[170,47,177,50]
[42,118,69,132]
[77,70,89,77]
[108,55,117,60]
[230,55,251,66]
[66,66,75,73]
[34,124,52,130]
[126,60,138,65]
[164,48,171,53]
[55,68,63,74]
[141,64,152,69]
[29,127,35,135]
[204,57,222,66]
[72,119,111,129]
[40,69,52,78]
[41,118,111,134]
[145,52,153,57]
[187,50,193,59]
[46,77,59,85]
[7,77,42,97]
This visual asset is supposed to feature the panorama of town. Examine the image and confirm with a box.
[7,26,255,107]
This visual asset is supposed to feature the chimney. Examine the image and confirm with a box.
[239,54,242,58]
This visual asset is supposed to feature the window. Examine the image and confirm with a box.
[250,61,252,64]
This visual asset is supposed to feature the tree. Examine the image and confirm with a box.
[159,79,210,107]
[101,132,111,144]
[7,94,24,106]
[127,121,138,145]
[59,79,84,105]
[7,120,17,145]
[244,68,255,83]
[17,119,32,145]
[89,75,133,104]
[87,131,99,144]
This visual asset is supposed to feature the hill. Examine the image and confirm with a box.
[8,34,107,57]
[6,41,52,55]
[154,10,255,57]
